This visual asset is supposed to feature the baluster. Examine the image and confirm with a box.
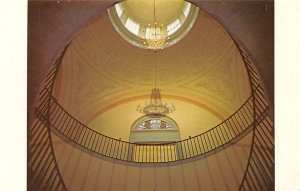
[29,133,49,167]
[48,173,59,191]
[245,164,259,191]
[145,144,148,162]
[222,122,234,140]
[155,145,158,162]
[107,138,113,157]
[61,115,72,134]
[127,143,133,162]
[207,131,216,149]
[42,165,56,190]
[199,134,206,153]
[227,117,240,136]
[159,145,162,162]
[93,134,100,152]
[74,124,84,143]
[57,111,68,132]
[211,129,220,148]
[176,142,183,160]
[30,119,43,138]
[32,146,51,179]
[203,133,211,150]
[251,147,273,186]
[190,137,196,157]
[48,103,62,127]
[244,174,254,191]
[134,144,141,162]
[196,136,203,154]
[102,137,109,156]
[244,99,255,119]
[253,142,273,169]
[219,123,230,142]
[30,125,48,152]
[30,128,48,158]
[36,158,55,190]
[239,106,252,127]
[48,99,59,120]
[182,140,187,159]
[124,142,128,161]
[253,137,273,166]
[122,142,127,161]
[51,107,65,130]
[170,144,173,161]
[255,124,273,149]
[186,138,192,158]
[249,163,265,191]
[216,125,226,144]
[109,139,115,158]
[65,117,75,137]
[232,114,245,133]
[97,135,104,153]
[82,129,90,147]
[152,145,155,162]
[88,132,96,150]
[192,137,200,155]
[115,139,120,159]
[141,144,144,162]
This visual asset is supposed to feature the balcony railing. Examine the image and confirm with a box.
[230,35,274,191]
[28,46,69,191]
[35,86,265,163]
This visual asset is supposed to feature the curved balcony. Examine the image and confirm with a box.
[36,85,265,163]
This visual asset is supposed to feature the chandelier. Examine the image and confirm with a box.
[143,0,167,50]
[137,88,175,115]
[144,24,167,50]
[136,51,175,115]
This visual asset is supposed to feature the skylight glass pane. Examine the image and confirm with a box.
[183,3,191,17]
[125,18,140,35]
[115,3,123,17]
[167,19,181,35]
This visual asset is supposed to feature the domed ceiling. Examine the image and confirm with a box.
[52,2,251,140]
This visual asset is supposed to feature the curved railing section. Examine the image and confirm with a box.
[28,47,68,191]
[239,87,274,191]
[35,87,265,163]
[230,35,274,191]
[31,36,273,165]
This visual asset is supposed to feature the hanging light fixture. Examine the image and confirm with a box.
[136,51,175,115]
[143,0,168,50]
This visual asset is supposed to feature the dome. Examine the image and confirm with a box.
[108,0,198,50]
